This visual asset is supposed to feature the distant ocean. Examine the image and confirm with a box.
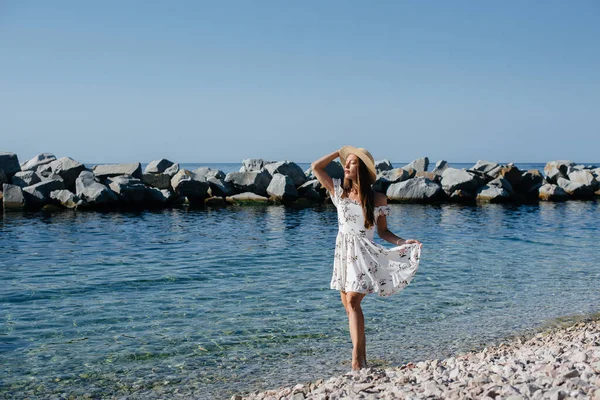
[149,162,552,174]
[1,161,599,399]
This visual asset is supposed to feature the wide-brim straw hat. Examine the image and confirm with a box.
[339,145,377,182]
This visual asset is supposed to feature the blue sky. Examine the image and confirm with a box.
[1,1,599,164]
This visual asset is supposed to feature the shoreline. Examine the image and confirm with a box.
[238,312,600,399]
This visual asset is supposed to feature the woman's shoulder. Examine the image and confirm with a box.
[373,191,387,207]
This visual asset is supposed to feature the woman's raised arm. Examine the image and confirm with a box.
[311,150,340,194]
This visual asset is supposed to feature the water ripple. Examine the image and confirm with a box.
[1,201,600,399]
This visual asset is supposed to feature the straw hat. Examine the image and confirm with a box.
[339,145,377,181]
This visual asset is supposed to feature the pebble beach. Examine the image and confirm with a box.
[241,316,600,400]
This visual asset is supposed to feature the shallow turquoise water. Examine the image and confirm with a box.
[1,200,600,399]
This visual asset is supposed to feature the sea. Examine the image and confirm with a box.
[1,162,599,399]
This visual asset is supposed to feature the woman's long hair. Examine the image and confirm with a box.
[343,158,375,229]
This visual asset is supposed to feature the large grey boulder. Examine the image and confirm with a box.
[226,192,270,205]
[50,190,85,209]
[225,169,272,196]
[93,163,143,180]
[142,173,171,190]
[163,164,179,176]
[547,160,575,170]
[471,160,500,175]
[47,157,86,189]
[305,161,344,180]
[2,184,26,210]
[144,159,176,174]
[194,167,225,180]
[0,153,21,178]
[40,172,65,186]
[404,157,429,172]
[36,163,54,178]
[375,159,393,173]
[491,176,514,192]
[170,170,210,201]
[206,176,234,197]
[499,165,523,187]
[142,160,178,189]
[475,164,502,179]
[266,173,299,202]
[12,171,41,188]
[373,168,410,193]
[557,177,594,197]
[75,171,118,205]
[432,160,449,176]
[568,170,598,191]
[193,168,231,197]
[298,179,324,200]
[204,196,226,207]
[465,168,489,184]
[448,189,474,202]
[23,180,65,205]
[476,177,514,202]
[240,158,272,172]
[386,177,444,203]
[145,187,173,204]
[539,184,568,201]
[105,175,146,203]
[441,168,483,194]
[515,170,544,195]
[415,171,439,182]
[544,160,574,184]
[544,167,565,184]
[403,167,417,179]
[264,161,307,187]
[20,153,56,172]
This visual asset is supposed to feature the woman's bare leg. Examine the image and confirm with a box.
[340,290,349,313]
[341,293,367,367]
[342,291,367,370]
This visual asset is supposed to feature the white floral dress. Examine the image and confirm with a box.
[330,179,421,296]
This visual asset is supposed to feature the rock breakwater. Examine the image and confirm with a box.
[240,318,600,400]
[1,152,599,212]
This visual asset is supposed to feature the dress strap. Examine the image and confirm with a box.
[331,178,343,207]
[375,205,391,218]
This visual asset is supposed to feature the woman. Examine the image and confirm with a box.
[311,146,422,370]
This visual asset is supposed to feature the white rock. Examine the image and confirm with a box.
[571,352,587,363]
[448,368,460,381]
[20,153,56,171]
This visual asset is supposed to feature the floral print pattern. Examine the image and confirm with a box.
[330,179,421,297]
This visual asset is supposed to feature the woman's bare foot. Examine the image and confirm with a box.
[351,355,367,370]
[352,350,361,370]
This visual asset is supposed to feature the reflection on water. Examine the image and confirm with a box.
[1,201,599,399]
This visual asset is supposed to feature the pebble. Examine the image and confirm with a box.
[241,319,600,399]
